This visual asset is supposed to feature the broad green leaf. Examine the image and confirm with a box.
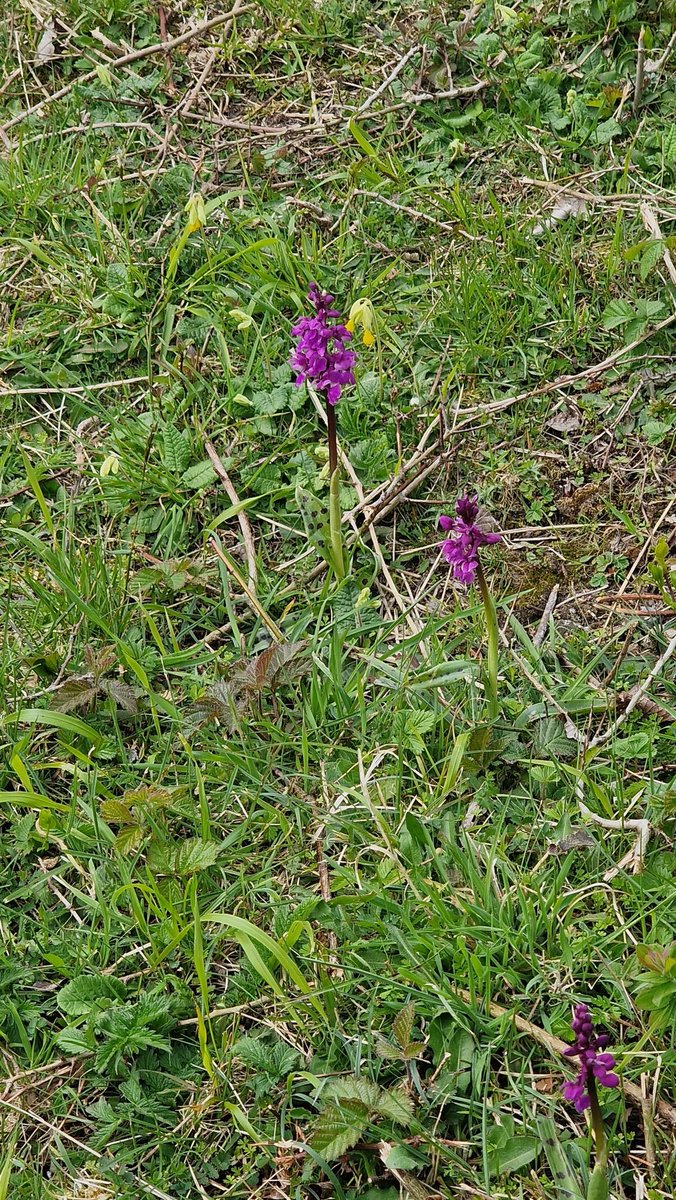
[489,1135,539,1175]
[173,837,220,875]
[392,1001,415,1050]
[100,799,136,825]
[537,1117,584,1200]
[55,1026,96,1056]
[374,1084,415,1126]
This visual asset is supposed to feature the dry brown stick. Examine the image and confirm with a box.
[158,5,177,95]
[205,440,258,592]
[633,26,646,117]
[178,48,217,116]
[533,584,559,648]
[452,987,676,1128]
[371,77,488,118]
[1,3,251,134]
[640,201,676,288]
[353,188,476,238]
[354,44,420,115]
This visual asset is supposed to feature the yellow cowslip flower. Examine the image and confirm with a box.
[100,453,120,478]
[346,297,376,346]
[184,192,207,233]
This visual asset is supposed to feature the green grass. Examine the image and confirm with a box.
[1,1,676,1197]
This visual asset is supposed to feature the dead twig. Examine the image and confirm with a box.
[633,27,646,116]
[205,440,258,592]
[588,629,676,748]
[158,5,177,95]
[354,44,420,115]
[1,3,251,136]
[533,584,559,648]
[352,188,475,238]
[579,802,651,878]
[178,48,217,116]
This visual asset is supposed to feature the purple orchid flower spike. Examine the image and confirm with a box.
[290,282,356,406]
[562,1003,620,1114]
[438,494,501,585]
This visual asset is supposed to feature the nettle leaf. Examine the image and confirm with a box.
[326,1077,382,1110]
[234,641,309,692]
[533,717,576,760]
[251,388,291,416]
[392,1001,415,1050]
[85,645,117,678]
[310,1105,366,1160]
[50,677,101,713]
[373,1084,415,1126]
[640,240,664,281]
[173,837,220,875]
[602,299,635,330]
[124,785,173,809]
[114,824,145,854]
[161,424,190,474]
[100,799,136,824]
[187,680,243,733]
[105,680,139,713]
[57,974,125,1017]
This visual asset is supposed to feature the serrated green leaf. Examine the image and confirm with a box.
[374,1084,415,1126]
[100,799,136,824]
[310,1105,366,1160]
[592,118,622,145]
[181,459,218,489]
[105,680,138,713]
[50,677,101,713]
[327,1077,382,1110]
[640,240,664,281]
[392,1001,415,1050]
[57,975,125,1017]
[173,837,220,875]
[602,299,634,330]
[162,424,190,474]
[55,1026,96,1056]
[114,823,145,853]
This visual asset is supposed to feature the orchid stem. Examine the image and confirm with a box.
[327,400,338,477]
[476,561,499,720]
[329,466,345,581]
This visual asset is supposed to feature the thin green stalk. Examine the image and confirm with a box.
[327,400,338,477]
[475,560,499,719]
[329,465,346,581]
[586,1080,609,1200]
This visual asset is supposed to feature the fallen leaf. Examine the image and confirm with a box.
[533,193,588,236]
[548,411,581,433]
[35,20,56,66]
